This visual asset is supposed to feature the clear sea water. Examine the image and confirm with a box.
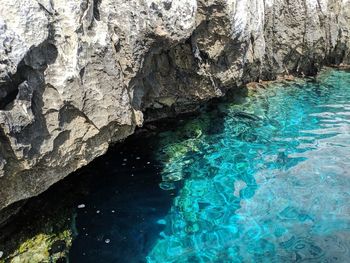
[69,69,350,262]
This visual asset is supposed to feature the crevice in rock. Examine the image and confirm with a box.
[93,0,102,21]
[0,125,22,175]
[0,82,19,110]
[37,2,54,15]
[0,64,29,110]
[0,40,58,111]
[163,1,172,11]
[327,28,348,65]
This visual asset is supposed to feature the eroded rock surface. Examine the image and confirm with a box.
[0,0,349,221]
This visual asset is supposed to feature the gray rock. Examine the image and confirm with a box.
[0,0,349,222]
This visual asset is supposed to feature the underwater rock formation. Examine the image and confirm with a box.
[0,0,349,221]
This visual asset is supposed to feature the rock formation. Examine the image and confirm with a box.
[0,0,349,222]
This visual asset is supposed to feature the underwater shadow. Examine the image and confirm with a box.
[69,136,176,263]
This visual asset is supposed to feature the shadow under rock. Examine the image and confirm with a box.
[68,137,177,263]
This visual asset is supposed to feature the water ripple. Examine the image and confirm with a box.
[149,70,350,262]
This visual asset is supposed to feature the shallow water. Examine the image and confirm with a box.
[70,70,350,262]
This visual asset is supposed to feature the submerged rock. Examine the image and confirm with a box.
[0,207,74,263]
[0,0,350,220]
[1,231,72,263]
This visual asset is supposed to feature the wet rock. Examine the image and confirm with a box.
[49,240,66,254]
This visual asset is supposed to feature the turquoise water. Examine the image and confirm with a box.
[70,69,350,262]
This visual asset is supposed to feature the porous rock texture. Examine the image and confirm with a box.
[0,0,349,222]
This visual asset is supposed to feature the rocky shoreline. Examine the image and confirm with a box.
[0,66,346,262]
[0,0,350,224]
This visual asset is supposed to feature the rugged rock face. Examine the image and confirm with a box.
[0,0,349,221]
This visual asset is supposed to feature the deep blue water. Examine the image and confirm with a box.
[70,70,350,262]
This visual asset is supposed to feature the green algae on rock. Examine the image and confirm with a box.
[157,114,214,189]
[0,175,88,263]
[2,230,73,263]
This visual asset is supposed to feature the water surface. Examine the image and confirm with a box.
[70,69,350,262]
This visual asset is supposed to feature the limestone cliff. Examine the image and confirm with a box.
[0,0,349,221]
